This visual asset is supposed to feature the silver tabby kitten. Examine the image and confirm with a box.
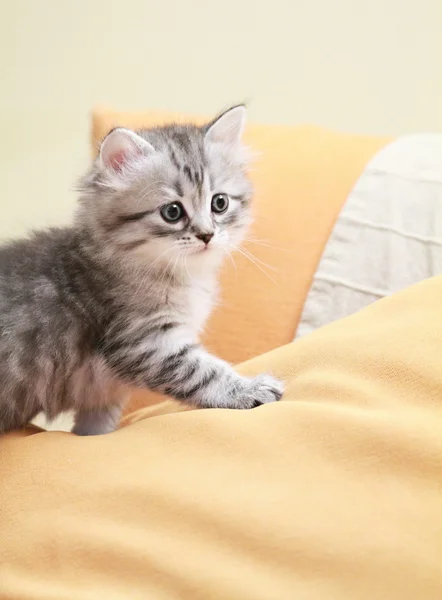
[0,106,283,435]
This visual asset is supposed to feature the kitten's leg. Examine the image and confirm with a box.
[72,403,124,436]
[102,330,284,410]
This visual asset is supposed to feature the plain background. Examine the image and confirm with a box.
[1,0,442,239]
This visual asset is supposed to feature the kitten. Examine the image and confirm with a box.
[0,106,283,436]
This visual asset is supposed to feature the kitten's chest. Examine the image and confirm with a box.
[180,282,217,333]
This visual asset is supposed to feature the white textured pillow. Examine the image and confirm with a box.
[297,135,442,338]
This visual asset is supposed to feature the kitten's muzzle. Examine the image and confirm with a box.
[195,232,214,245]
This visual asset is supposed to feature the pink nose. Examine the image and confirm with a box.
[196,233,214,245]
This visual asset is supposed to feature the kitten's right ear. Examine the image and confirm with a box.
[99,128,154,173]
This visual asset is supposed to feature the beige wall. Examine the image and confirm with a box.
[1,0,441,239]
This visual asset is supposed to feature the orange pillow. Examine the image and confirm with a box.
[91,108,391,409]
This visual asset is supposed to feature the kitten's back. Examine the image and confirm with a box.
[0,228,111,431]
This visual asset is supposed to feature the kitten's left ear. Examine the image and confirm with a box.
[205,105,246,147]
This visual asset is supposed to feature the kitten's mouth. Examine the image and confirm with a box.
[193,245,211,254]
[182,244,213,256]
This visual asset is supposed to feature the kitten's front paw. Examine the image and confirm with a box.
[235,374,284,409]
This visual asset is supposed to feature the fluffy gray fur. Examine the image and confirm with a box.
[0,106,283,435]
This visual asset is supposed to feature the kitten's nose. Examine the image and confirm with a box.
[196,232,214,245]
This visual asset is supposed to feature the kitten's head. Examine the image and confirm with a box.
[78,106,252,275]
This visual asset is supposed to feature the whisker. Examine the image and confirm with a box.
[238,246,279,273]
[231,245,281,287]
[243,236,282,248]
[222,247,238,280]
[168,254,181,288]
[243,236,299,252]
[183,252,195,285]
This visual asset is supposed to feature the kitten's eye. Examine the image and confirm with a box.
[160,202,185,223]
[211,193,229,214]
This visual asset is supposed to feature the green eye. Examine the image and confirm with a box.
[160,202,185,223]
[211,193,229,214]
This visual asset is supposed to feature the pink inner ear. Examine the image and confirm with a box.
[101,133,144,173]
[109,149,131,172]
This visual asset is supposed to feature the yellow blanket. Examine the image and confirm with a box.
[2,275,442,599]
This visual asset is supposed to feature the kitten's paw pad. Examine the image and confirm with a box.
[237,374,284,409]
